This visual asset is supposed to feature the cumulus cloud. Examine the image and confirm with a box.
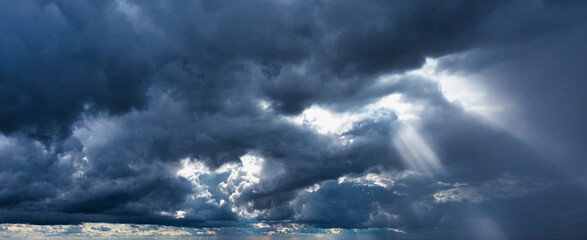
[1,0,587,239]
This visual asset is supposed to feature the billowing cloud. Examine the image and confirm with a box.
[1,0,587,239]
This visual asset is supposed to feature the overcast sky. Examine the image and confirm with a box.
[1,0,587,239]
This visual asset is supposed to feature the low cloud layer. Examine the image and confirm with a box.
[1,0,587,239]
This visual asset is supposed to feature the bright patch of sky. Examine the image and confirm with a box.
[0,223,407,240]
[280,57,505,139]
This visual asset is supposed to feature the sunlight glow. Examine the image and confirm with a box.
[283,94,418,136]
[411,58,498,116]
[283,57,506,140]
[283,105,362,135]
[413,58,517,138]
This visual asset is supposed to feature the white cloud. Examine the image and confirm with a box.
[433,187,487,204]
[338,172,396,189]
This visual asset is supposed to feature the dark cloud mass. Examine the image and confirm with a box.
[1,0,587,239]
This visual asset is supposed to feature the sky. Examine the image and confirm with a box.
[1,0,587,239]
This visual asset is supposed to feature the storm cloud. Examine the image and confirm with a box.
[1,0,587,239]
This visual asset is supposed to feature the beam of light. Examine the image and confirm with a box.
[466,215,506,240]
[392,124,442,177]
[412,57,535,148]
[418,56,587,191]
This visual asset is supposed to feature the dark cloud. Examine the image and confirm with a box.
[1,0,587,239]
[0,1,156,140]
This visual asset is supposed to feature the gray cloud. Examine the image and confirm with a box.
[1,0,587,239]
